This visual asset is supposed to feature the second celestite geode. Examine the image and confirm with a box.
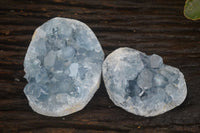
[24,17,104,117]
[103,47,187,117]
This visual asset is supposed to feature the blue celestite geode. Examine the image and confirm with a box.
[24,17,104,116]
[103,47,187,117]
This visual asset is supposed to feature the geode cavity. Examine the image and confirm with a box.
[103,47,187,117]
[24,17,104,116]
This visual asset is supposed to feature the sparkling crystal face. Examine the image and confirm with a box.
[103,47,187,117]
[24,17,104,116]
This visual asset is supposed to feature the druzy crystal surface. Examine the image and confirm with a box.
[24,17,104,116]
[103,47,187,117]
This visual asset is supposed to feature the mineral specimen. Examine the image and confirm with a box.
[24,17,104,116]
[103,47,187,117]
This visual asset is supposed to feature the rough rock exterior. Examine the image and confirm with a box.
[103,47,187,117]
[24,17,104,117]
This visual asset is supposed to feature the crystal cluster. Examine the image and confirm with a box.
[103,47,187,117]
[24,17,104,116]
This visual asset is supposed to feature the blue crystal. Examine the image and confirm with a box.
[24,17,104,116]
[103,47,187,117]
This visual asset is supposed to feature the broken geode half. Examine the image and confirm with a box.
[24,17,104,117]
[103,47,187,117]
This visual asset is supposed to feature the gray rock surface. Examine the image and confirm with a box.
[24,17,104,117]
[103,47,187,117]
